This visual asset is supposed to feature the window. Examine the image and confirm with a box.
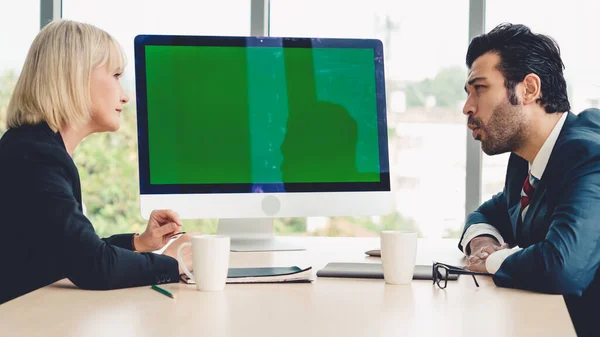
[482,0,600,202]
[62,0,251,237]
[271,0,470,238]
[0,0,39,137]
[63,0,251,93]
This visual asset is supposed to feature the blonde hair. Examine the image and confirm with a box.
[6,19,125,132]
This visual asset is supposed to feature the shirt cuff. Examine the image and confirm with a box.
[460,223,505,255]
[485,246,522,274]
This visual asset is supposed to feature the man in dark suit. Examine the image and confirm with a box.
[460,23,600,337]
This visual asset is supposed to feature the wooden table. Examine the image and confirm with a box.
[0,237,576,337]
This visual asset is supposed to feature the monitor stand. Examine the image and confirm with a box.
[216,218,305,252]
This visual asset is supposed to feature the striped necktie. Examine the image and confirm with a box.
[520,172,539,221]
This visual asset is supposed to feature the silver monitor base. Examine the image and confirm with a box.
[216,218,305,252]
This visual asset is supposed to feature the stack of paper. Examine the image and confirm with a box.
[181,266,313,284]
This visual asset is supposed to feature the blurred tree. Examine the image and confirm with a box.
[442,226,463,238]
[405,66,467,108]
[74,105,144,236]
[0,70,18,137]
[378,212,421,235]
[275,217,307,234]
[305,212,420,237]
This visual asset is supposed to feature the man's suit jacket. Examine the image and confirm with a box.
[460,109,600,336]
[0,123,180,304]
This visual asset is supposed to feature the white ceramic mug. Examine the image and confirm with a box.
[380,231,418,285]
[178,235,231,291]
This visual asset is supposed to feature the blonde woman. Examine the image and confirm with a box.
[0,20,192,304]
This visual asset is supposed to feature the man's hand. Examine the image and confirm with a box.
[134,209,183,252]
[162,233,194,275]
[465,236,509,272]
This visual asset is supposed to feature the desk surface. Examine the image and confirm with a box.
[0,237,576,337]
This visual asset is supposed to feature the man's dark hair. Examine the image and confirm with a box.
[466,23,570,113]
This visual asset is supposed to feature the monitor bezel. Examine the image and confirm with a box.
[134,34,390,195]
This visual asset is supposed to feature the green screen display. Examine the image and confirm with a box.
[145,45,381,185]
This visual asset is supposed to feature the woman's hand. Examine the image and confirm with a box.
[133,209,183,252]
[162,233,194,275]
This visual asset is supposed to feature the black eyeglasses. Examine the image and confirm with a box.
[432,262,490,289]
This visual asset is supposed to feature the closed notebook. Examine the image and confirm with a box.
[316,262,458,281]
[181,266,313,284]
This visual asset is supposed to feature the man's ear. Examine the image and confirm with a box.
[522,73,542,105]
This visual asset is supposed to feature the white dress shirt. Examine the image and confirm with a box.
[461,112,568,274]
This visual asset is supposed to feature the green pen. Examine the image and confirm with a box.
[151,284,176,299]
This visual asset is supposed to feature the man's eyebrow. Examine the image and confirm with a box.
[467,76,487,85]
[464,76,487,93]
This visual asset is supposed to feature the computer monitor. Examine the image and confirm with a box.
[133,34,392,252]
